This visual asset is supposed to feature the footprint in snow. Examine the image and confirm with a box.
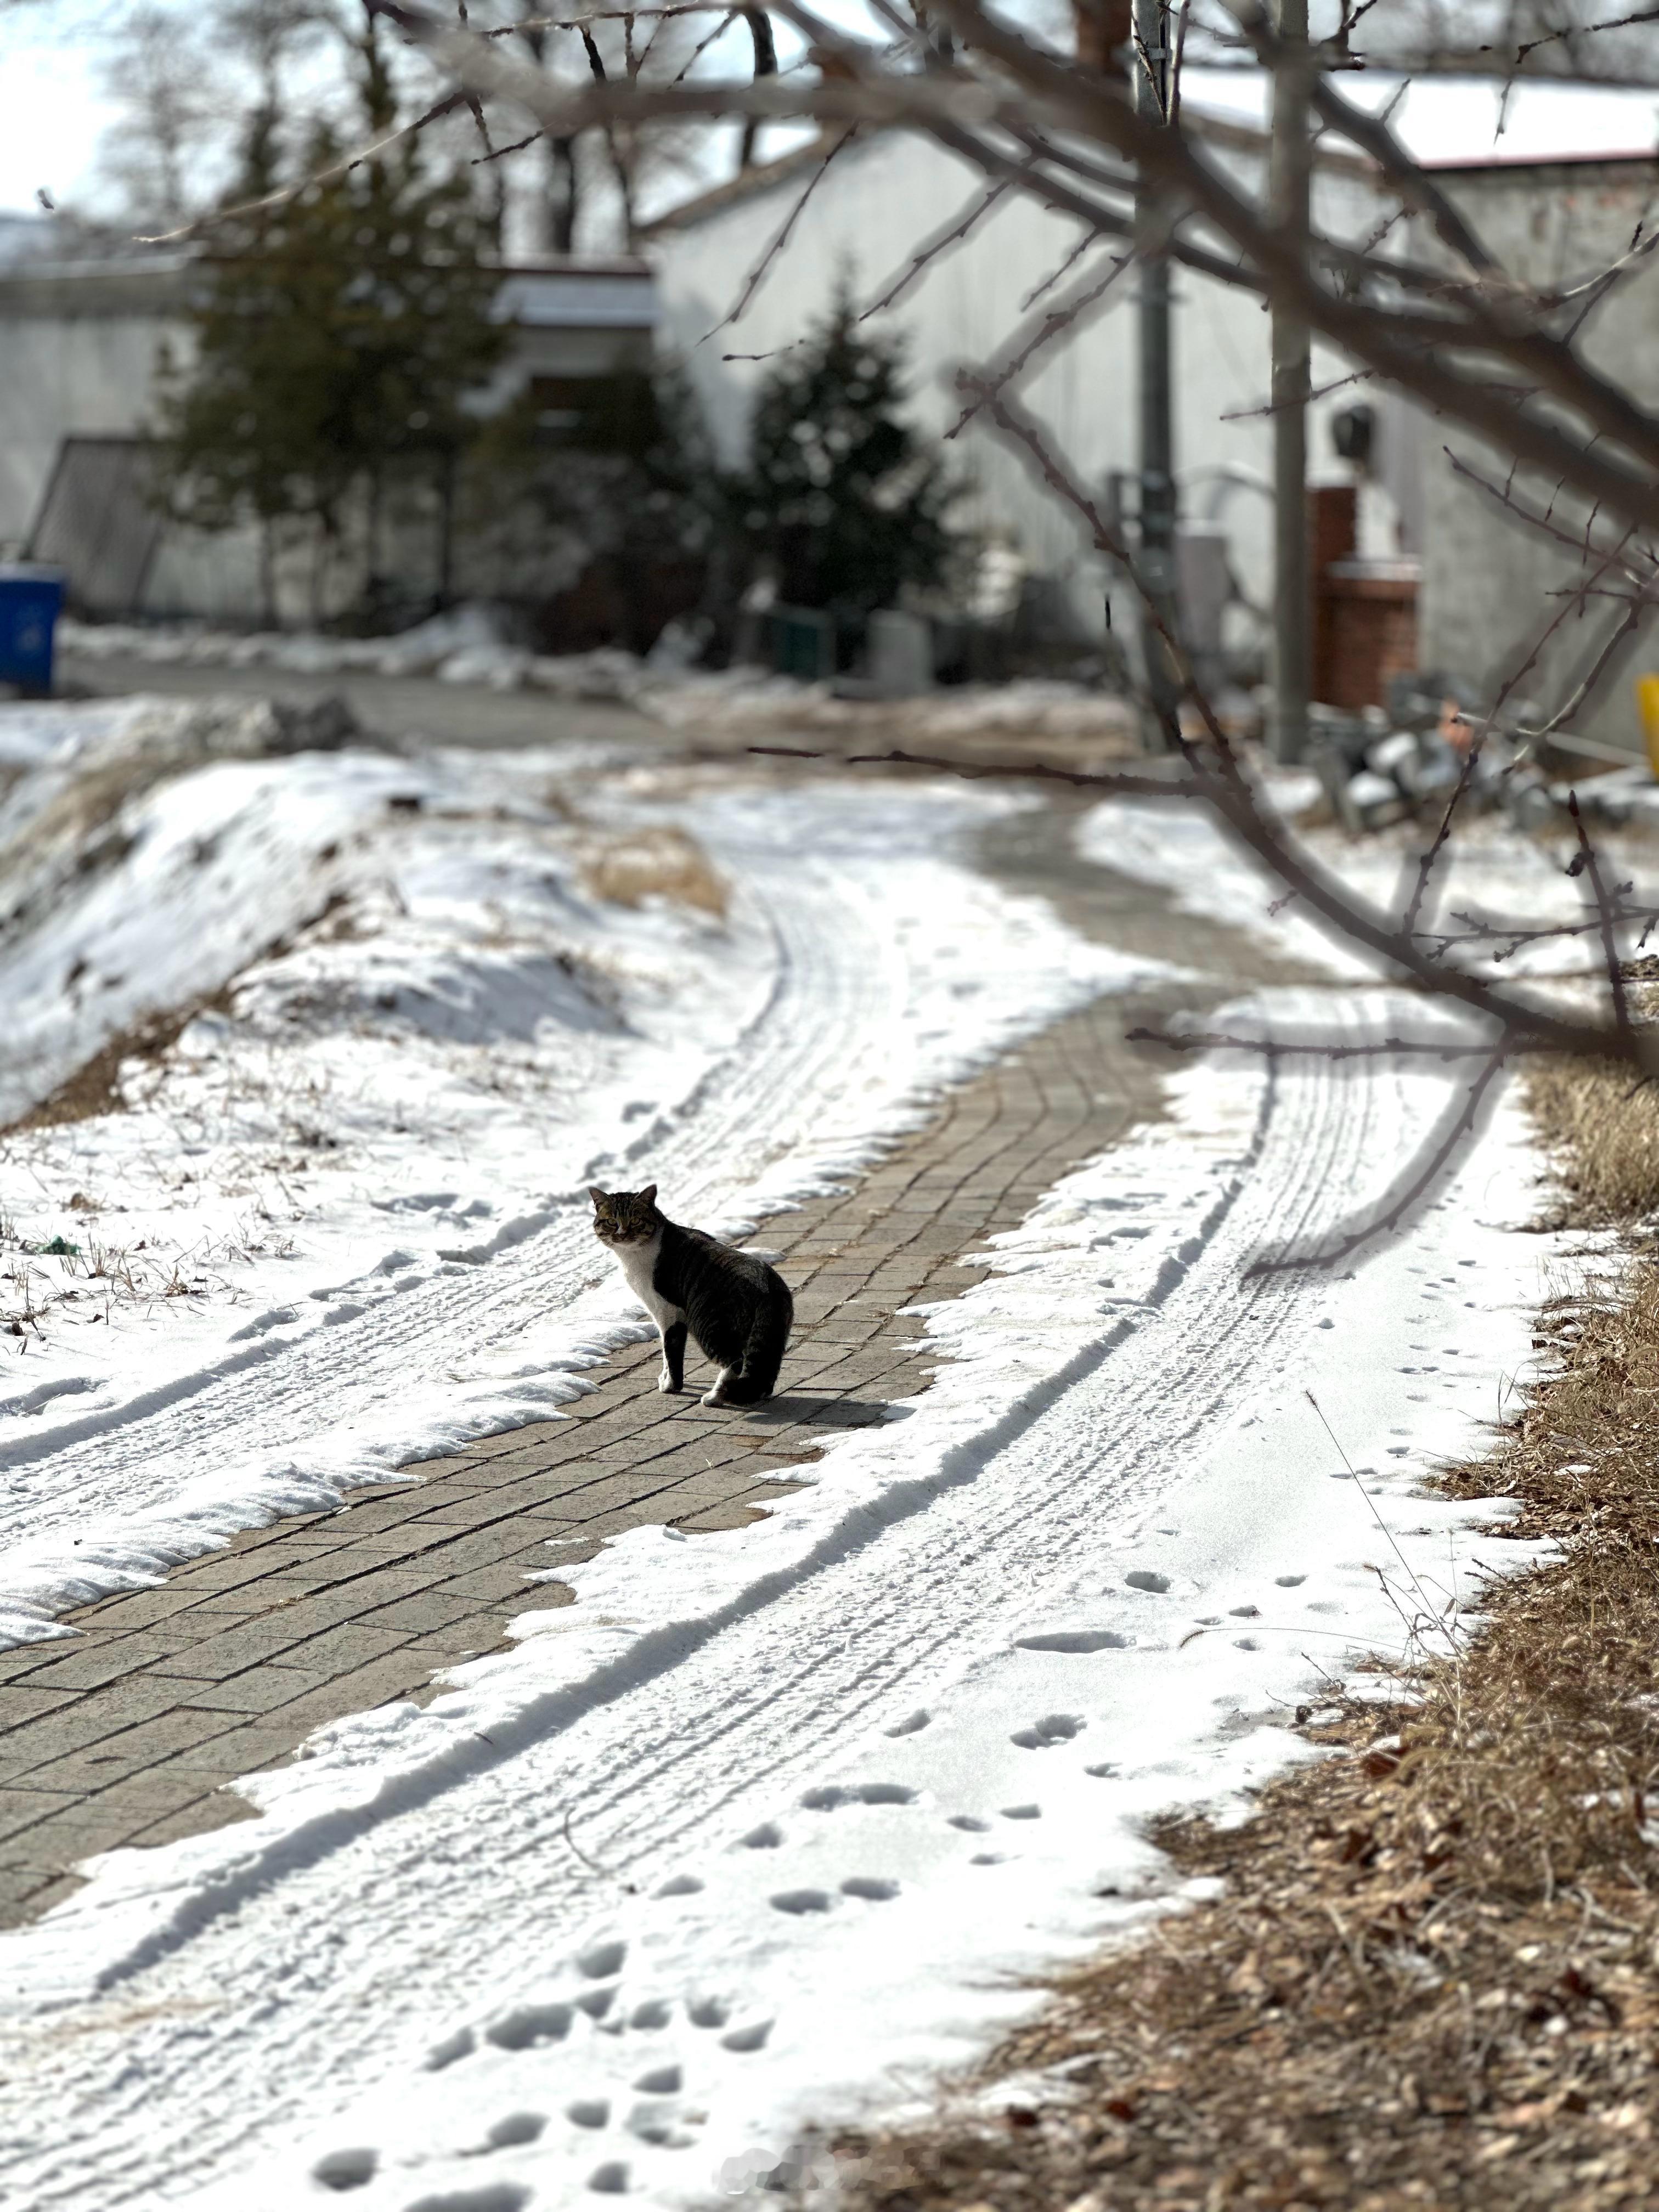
[228,1305,299,1342]
[405,2186,530,2212]
[840,1877,900,1901]
[948,1814,990,1833]
[1001,1804,1042,1821]
[568,2100,610,2129]
[588,2163,629,2195]
[771,1887,834,1914]
[884,1709,931,1736]
[1124,1570,1171,1594]
[483,2113,546,2150]
[741,1821,784,1849]
[656,1874,702,1898]
[579,1939,627,1978]
[486,2001,571,2051]
[800,1782,915,1809]
[1015,1629,1133,1654]
[1011,1713,1084,1750]
[629,2103,692,2148]
[313,2146,377,2191]
[629,1999,672,2030]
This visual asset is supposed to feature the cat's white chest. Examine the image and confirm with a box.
[614,1232,682,1329]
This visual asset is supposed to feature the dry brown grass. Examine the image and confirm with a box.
[810,1075,1659,2212]
[1522,1057,1659,1226]
[578,825,728,919]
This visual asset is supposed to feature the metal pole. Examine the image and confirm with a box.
[1268,0,1312,762]
[1133,0,1180,749]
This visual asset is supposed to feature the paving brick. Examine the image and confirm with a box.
[0,1871,81,1929]
[24,1707,237,1792]
[142,1663,333,1716]
[358,1592,482,1635]
[71,1588,212,1631]
[280,1621,414,1678]
[146,1618,317,1681]
[0,1786,82,1845]
[10,1640,175,1694]
[128,1795,255,1848]
[166,1722,303,1775]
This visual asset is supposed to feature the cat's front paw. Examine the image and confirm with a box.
[701,1386,730,1408]
[658,1373,683,1395]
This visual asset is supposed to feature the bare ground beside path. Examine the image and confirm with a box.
[0,786,1324,1931]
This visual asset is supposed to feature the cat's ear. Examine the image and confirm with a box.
[587,1186,607,1206]
[640,1184,658,1207]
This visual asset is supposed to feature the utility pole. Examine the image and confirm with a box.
[1133,0,1181,749]
[1268,0,1313,762]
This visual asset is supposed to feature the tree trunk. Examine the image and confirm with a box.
[550,136,579,253]
[1133,0,1180,750]
[1268,0,1313,764]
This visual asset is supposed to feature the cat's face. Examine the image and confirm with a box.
[589,1184,660,1248]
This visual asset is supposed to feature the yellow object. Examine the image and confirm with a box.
[1638,673,1659,778]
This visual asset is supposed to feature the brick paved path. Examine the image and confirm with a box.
[0,803,1314,1929]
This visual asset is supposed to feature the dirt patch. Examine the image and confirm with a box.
[579,824,728,919]
[6,990,235,1135]
[810,1080,1659,2210]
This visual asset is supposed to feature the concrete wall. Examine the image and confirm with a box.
[647,129,1393,645]
[1415,161,1659,754]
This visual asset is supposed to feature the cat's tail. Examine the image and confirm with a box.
[725,1275,794,1405]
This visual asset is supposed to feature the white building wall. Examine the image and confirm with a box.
[649,129,1384,639]
[0,311,174,554]
[1414,162,1659,755]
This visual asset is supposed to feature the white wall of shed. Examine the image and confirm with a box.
[649,128,1386,639]
[1416,165,1659,755]
[0,311,172,551]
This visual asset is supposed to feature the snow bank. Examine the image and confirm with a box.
[1077,780,1659,986]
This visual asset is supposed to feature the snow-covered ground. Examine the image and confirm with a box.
[0,708,1587,2208]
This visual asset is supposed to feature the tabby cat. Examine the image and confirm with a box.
[588,1183,793,1407]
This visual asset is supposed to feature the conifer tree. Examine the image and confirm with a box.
[741,285,957,617]
[157,8,507,618]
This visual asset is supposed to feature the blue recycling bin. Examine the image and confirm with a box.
[0,566,65,693]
